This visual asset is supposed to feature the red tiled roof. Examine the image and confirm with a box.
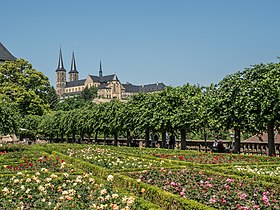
[244,131,280,143]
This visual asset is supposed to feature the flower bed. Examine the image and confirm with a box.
[128,168,280,209]
[151,152,280,164]
[0,155,78,174]
[234,165,280,177]
[82,146,280,165]
[64,146,167,171]
[0,172,137,210]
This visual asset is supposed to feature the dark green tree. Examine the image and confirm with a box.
[0,100,19,136]
[0,59,51,115]
[79,86,98,101]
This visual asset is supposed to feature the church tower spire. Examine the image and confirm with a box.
[69,50,79,81]
[56,48,66,72]
[99,60,103,78]
[55,47,66,96]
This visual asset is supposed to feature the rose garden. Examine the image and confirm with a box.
[0,143,279,209]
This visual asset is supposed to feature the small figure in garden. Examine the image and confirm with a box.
[152,133,159,148]
[217,140,225,153]
[212,139,218,152]
[169,133,175,149]
[226,140,234,153]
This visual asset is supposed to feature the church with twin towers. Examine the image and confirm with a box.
[55,48,165,101]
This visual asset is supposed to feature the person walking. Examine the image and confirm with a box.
[169,133,175,149]
[152,133,159,148]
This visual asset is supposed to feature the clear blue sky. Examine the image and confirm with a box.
[2,0,280,87]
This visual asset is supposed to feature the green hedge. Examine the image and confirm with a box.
[51,151,213,209]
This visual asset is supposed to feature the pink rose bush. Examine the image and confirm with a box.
[130,168,280,209]
[152,152,280,164]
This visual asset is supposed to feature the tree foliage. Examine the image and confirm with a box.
[0,59,52,116]
[0,100,19,136]
[79,86,98,102]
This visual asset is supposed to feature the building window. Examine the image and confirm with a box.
[113,84,116,93]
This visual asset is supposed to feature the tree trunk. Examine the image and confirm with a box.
[180,127,186,150]
[145,128,150,148]
[67,135,70,143]
[203,127,207,152]
[161,130,166,148]
[268,121,276,156]
[234,128,241,153]
[113,132,118,146]
[72,132,75,143]
[60,133,64,143]
[126,130,131,147]
[95,131,98,143]
[79,132,83,144]
[49,135,53,143]
[88,132,91,143]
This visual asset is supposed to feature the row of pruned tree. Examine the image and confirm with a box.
[2,60,280,156]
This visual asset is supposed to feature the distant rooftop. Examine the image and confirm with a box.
[122,82,166,93]
[0,42,16,62]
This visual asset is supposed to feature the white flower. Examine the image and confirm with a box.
[127,196,135,206]
[50,174,58,179]
[45,178,52,182]
[105,194,111,200]
[38,185,45,192]
[107,175,114,182]
[2,187,9,193]
[98,196,104,201]
[112,193,119,199]
[100,188,107,195]
[41,168,48,173]
[122,196,128,204]
[62,190,68,195]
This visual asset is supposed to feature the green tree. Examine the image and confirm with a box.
[80,86,98,101]
[54,97,91,111]
[242,62,280,156]
[0,59,51,115]
[45,86,59,110]
[0,100,19,136]
[213,72,250,153]
[19,115,42,140]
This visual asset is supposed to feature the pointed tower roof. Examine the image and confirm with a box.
[99,60,103,78]
[0,42,16,62]
[69,51,78,73]
[56,48,66,72]
[112,74,119,81]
